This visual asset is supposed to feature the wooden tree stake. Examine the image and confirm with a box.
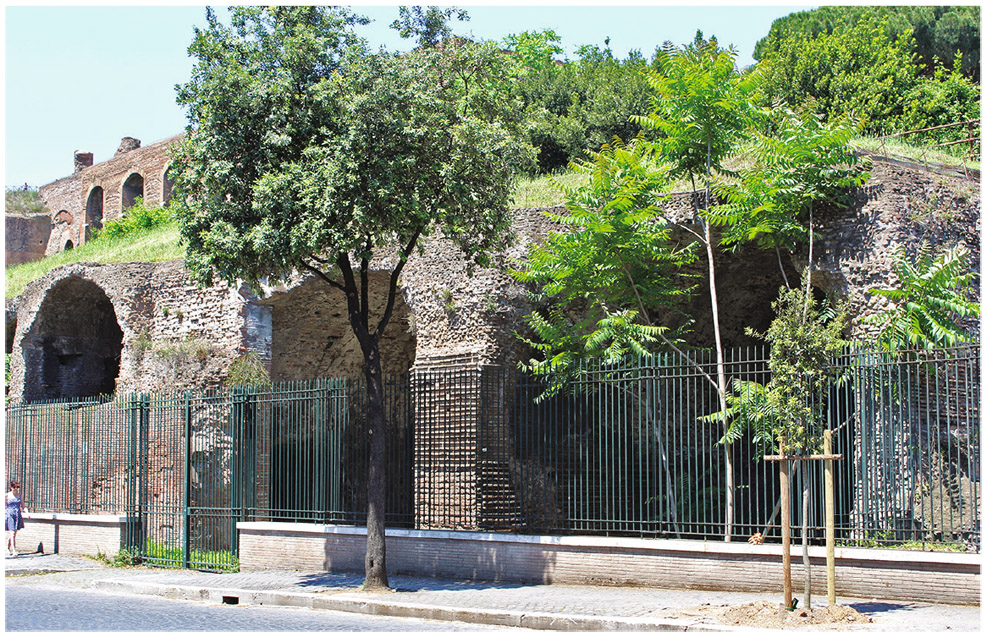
[825,430,836,606]
[778,437,792,609]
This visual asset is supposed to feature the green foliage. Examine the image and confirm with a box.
[641,35,758,190]
[711,109,868,252]
[755,5,980,80]
[94,197,174,241]
[898,59,981,149]
[756,16,919,132]
[4,187,45,215]
[755,12,980,151]
[389,5,469,48]
[172,6,532,291]
[227,352,272,387]
[867,246,979,351]
[513,139,696,385]
[714,287,848,455]
[507,35,654,173]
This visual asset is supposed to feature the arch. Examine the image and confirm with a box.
[161,164,175,206]
[64,240,74,251]
[20,277,124,401]
[53,210,74,226]
[85,186,104,241]
[122,172,144,210]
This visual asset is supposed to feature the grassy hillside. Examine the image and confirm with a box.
[5,222,182,299]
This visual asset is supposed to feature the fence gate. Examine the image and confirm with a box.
[125,392,248,571]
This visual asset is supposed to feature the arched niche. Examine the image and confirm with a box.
[161,164,175,206]
[86,186,104,241]
[64,240,74,251]
[21,277,124,401]
[264,274,417,383]
[122,172,144,210]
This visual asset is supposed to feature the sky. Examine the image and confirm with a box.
[3,2,812,189]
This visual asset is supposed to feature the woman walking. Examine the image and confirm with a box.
[6,480,25,556]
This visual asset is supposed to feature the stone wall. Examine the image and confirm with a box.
[6,154,980,402]
[31,135,180,260]
[237,524,981,606]
[5,213,52,266]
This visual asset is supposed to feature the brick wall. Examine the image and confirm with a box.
[18,512,127,557]
[237,523,980,606]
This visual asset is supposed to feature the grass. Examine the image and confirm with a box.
[511,171,587,208]
[853,136,980,172]
[5,222,182,299]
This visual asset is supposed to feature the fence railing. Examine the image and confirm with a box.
[5,343,980,568]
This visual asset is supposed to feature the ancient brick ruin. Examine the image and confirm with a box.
[4,139,980,534]
[4,135,180,265]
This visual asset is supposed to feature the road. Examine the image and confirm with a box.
[4,585,523,632]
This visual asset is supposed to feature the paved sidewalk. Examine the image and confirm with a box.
[4,552,981,632]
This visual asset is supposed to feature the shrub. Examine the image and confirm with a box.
[95,197,173,240]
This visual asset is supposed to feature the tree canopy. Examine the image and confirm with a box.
[171,5,532,590]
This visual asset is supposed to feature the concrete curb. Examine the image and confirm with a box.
[92,579,751,632]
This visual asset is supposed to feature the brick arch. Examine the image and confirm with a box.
[160,164,175,206]
[122,172,144,210]
[20,276,124,402]
[85,186,104,241]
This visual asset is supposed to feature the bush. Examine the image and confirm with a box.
[94,197,173,241]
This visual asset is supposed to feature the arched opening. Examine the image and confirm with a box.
[122,172,144,210]
[85,187,104,241]
[261,274,417,522]
[161,165,175,206]
[64,240,74,251]
[20,277,124,402]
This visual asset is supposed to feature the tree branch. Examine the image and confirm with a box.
[299,258,346,293]
[376,225,424,338]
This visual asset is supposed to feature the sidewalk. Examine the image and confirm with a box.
[4,552,981,632]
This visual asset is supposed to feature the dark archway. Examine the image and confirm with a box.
[122,172,144,210]
[21,277,124,401]
[85,187,104,241]
[64,240,74,251]
[161,165,175,206]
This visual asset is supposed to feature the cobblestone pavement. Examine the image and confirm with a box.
[5,585,527,631]
[4,552,981,632]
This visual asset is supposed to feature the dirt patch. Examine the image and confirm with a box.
[712,600,872,630]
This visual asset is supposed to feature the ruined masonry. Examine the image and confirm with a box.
[4,136,981,532]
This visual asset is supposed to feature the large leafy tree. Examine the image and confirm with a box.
[754,5,980,80]
[171,6,531,589]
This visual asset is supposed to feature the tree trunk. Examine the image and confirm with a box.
[362,342,389,590]
[704,221,732,542]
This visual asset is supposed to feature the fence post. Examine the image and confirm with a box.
[183,391,192,569]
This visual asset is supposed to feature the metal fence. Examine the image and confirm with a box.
[5,343,980,570]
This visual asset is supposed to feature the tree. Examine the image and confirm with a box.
[711,108,868,291]
[867,245,980,351]
[754,5,980,80]
[513,138,697,384]
[638,35,758,541]
[389,5,470,49]
[171,6,531,590]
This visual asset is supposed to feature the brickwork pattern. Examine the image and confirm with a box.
[237,527,980,606]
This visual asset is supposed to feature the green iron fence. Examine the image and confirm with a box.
[4,343,980,571]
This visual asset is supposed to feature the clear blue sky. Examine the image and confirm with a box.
[4,2,809,189]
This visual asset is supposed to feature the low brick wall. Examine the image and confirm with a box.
[237,523,980,606]
[18,512,127,557]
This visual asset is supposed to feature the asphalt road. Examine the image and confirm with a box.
[4,585,521,632]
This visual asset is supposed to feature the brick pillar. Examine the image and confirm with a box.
[413,357,480,529]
